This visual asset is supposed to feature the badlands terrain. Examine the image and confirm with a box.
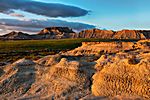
[0,27,150,40]
[0,39,149,99]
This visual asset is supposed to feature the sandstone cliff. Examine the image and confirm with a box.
[79,29,114,39]
[113,30,146,39]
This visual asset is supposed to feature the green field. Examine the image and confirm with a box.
[0,39,83,52]
[0,39,139,64]
[0,39,139,52]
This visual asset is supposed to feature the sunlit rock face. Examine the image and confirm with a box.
[79,29,150,39]
[113,30,146,39]
[0,40,149,99]
[63,42,135,56]
[79,29,114,39]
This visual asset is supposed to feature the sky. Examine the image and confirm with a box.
[0,0,150,35]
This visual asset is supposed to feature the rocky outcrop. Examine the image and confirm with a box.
[79,29,149,39]
[63,41,136,56]
[0,57,94,99]
[38,27,77,39]
[92,52,150,99]
[25,56,95,99]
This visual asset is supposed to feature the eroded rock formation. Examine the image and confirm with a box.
[113,30,146,39]
[0,40,149,99]
[92,52,150,99]
[38,27,77,39]
[0,27,150,40]
[79,29,149,39]
[79,29,114,39]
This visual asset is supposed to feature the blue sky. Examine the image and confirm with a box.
[34,0,150,30]
[0,0,150,34]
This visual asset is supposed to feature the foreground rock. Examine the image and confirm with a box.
[92,52,150,99]
[0,58,37,98]
[24,58,93,99]
[0,40,149,99]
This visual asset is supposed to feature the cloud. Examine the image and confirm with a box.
[0,0,89,18]
[3,10,25,17]
[0,18,95,35]
[8,13,25,17]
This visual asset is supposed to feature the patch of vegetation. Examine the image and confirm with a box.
[0,39,139,63]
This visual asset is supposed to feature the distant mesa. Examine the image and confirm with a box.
[38,27,75,35]
[79,29,148,39]
[38,27,77,39]
[0,27,150,40]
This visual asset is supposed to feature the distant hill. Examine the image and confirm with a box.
[37,27,77,39]
[0,31,32,40]
[0,27,150,40]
